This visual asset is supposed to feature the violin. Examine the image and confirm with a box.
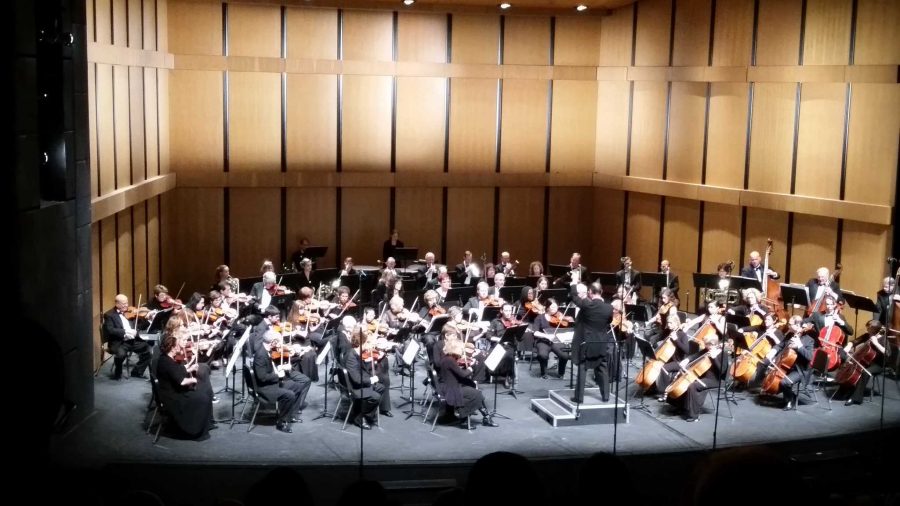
[483,296,502,307]
[428,305,447,317]
[159,297,184,310]
[501,316,523,328]
[361,347,385,362]
[267,284,292,296]
[547,312,572,328]
[524,300,545,315]
[173,340,195,365]
[123,306,152,320]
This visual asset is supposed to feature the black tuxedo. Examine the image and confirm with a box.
[102,308,151,379]
[252,341,310,423]
[383,239,404,263]
[805,279,844,306]
[343,350,383,422]
[873,290,893,325]
[656,270,680,298]
[569,287,614,402]
[556,265,589,287]
[437,355,484,417]
[616,268,642,294]
[741,265,779,284]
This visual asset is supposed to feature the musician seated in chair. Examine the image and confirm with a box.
[254,330,311,433]
[103,294,153,380]
[763,316,815,410]
[531,299,572,379]
[662,332,729,422]
[651,313,694,400]
[438,339,498,428]
[156,329,216,440]
[837,320,890,406]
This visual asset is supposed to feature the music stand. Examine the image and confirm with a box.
[224,328,252,427]
[240,276,262,294]
[488,324,529,416]
[592,272,618,291]
[480,306,501,323]
[311,341,335,421]
[731,275,762,291]
[548,264,571,277]
[393,247,419,268]
[780,284,810,314]
[537,288,568,304]
[302,246,328,263]
[444,286,473,306]
[630,333,655,414]
[841,291,877,336]
[312,268,339,286]
[499,286,523,303]
[640,272,665,302]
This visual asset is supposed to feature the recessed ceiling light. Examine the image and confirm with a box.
[576,4,588,11]
[499,3,511,9]
[403,0,414,5]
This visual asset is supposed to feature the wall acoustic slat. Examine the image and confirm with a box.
[144,68,159,177]
[629,81,667,179]
[840,220,890,311]
[167,0,222,56]
[661,197,700,312]
[546,187,593,265]
[590,188,625,270]
[157,0,168,51]
[127,0,143,48]
[157,69,170,174]
[599,4,635,66]
[286,75,337,171]
[755,0,803,66]
[228,3,281,58]
[116,210,134,300]
[448,78,498,172]
[342,10,393,61]
[168,69,223,172]
[446,188,494,264]
[789,214,839,285]
[500,79,548,173]
[396,77,447,172]
[503,16,551,65]
[795,82,845,199]
[551,80,597,173]
[712,0,754,66]
[229,188,280,278]
[88,62,98,196]
[113,65,131,187]
[397,12,447,63]
[87,0,95,43]
[497,188,544,269]
[128,67,146,183]
[161,188,223,295]
[625,193,662,287]
[554,16,601,66]
[143,0,157,51]
[743,207,789,280]
[747,83,795,194]
[96,0,112,45]
[803,0,852,65]
[147,197,160,288]
[845,83,899,206]
[395,187,443,261]
[451,15,500,64]
[285,188,337,268]
[285,7,337,60]
[133,202,148,301]
[705,82,748,188]
[101,217,118,308]
[228,72,281,172]
[666,81,706,183]
[700,202,742,274]
[112,0,127,47]
[595,81,630,176]
[342,75,393,171]
[673,0,712,67]
[341,188,390,264]
[853,0,900,65]
[634,0,673,67]
[96,64,116,195]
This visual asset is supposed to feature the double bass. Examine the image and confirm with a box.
[760,239,787,324]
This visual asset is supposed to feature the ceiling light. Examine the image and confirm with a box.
[499,3,511,9]
[576,4,588,11]
[403,0,414,5]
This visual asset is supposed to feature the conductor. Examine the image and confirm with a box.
[569,282,615,403]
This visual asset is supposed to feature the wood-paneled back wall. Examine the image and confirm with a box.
[160,0,897,315]
[87,0,170,362]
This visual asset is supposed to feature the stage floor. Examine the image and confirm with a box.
[52,357,900,469]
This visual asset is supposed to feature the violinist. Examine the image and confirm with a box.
[253,330,311,433]
[483,304,518,388]
[517,286,543,323]
[664,332,728,422]
[250,271,278,312]
[417,252,439,289]
[156,329,216,440]
[144,284,181,332]
[383,295,420,330]
[438,339,499,428]
[528,261,544,277]
[296,258,315,290]
[361,326,395,418]
[102,294,152,380]
[340,257,357,277]
[498,251,517,277]
[288,288,327,350]
[806,267,844,307]
[213,264,240,294]
[655,259,680,300]
[763,315,815,410]
[616,256,641,304]
[415,290,446,361]
[536,275,550,294]
[488,273,506,299]
[326,286,358,320]
[838,320,890,406]
[463,282,500,320]
[483,263,497,281]
[740,250,779,284]
[248,306,282,356]
[531,299,572,379]
[343,326,385,429]
[435,273,453,303]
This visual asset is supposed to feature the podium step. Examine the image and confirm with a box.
[531,388,628,427]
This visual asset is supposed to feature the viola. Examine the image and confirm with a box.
[361,348,385,362]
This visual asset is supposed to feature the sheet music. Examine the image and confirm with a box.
[553,330,574,345]
[484,343,507,372]
[425,314,449,333]
[315,340,332,365]
[402,340,420,365]
[225,327,251,377]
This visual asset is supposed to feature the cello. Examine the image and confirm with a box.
[731,330,774,384]
[761,344,798,395]
[665,343,728,399]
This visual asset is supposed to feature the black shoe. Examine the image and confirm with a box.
[503,377,511,389]
[289,416,303,423]
[207,421,219,430]
[570,396,583,403]
[601,397,610,403]
[685,416,699,423]
[782,402,794,411]
[482,416,499,427]
[130,370,146,379]
[380,410,394,417]
[844,399,860,406]
[540,374,549,380]
[357,419,372,430]
[657,395,667,403]
[276,422,293,433]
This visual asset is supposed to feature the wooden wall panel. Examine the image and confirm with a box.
[112,0,127,46]
[158,69,170,174]
[446,188,494,265]
[625,194,662,291]
[167,0,221,56]
[803,0,852,65]
[101,217,118,308]
[840,220,890,308]
[853,0,900,65]
[590,189,625,271]
[711,0,754,66]
[789,214,838,286]
[286,75,337,172]
[700,203,741,274]
[88,62,98,196]
[143,0,157,50]
[285,188,337,268]
[127,0,143,48]
[755,0,802,66]
[95,0,112,45]
[396,77,447,172]
[845,83,899,206]
[286,7,338,60]
[661,197,700,312]
[96,64,116,195]
[673,0,711,66]
[342,75,393,171]
[595,81,630,176]
[148,197,160,287]
[161,189,223,295]
[667,81,706,183]
[795,83,845,199]
[451,14,500,64]
[342,10,393,61]
[157,0,168,51]
[229,188,280,278]
[448,78,498,172]
[500,79,548,173]
[634,0,673,66]
[550,187,595,266]
[706,82,748,188]
[129,67,146,184]
[113,65,131,187]
[87,0,95,43]
[169,69,223,172]
[551,80,597,173]
[144,68,159,177]
[554,16,601,66]
[599,4,634,66]
[228,3,281,58]
[629,81,667,179]
[133,203,148,301]
[341,188,390,265]
[497,188,544,269]
[747,83,795,194]
[116,210,134,300]
[398,12,447,63]
[228,72,281,172]
[743,208,789,282]
[92,223,102,360]
[503,16,551,65]
[395,188,443,262]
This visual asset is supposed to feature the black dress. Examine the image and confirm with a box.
[155,354,214,438]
